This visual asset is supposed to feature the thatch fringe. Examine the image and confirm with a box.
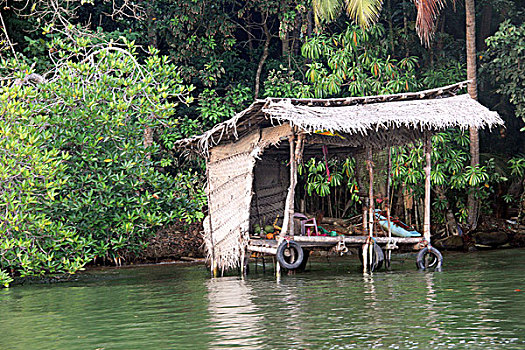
[174,82,503,155]
[263,94,503,137]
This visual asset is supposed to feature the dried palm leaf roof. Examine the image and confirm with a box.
[175,81,504,154]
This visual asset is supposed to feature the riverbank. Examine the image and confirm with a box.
[9,216,523,288]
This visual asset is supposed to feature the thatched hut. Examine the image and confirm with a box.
[175,81,503,276]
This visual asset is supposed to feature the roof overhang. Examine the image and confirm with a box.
[174,81,504,155]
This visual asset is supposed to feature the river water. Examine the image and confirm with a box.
[1,249,524,349]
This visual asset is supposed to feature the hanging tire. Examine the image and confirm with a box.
[276,241,304,270]
[416,246,443,270]
[359,242,384,272]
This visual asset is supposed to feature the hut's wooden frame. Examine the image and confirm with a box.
[175,81,504,276]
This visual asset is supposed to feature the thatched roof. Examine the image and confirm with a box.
[175,81,503,154]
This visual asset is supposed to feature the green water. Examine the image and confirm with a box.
[1,249,524,349]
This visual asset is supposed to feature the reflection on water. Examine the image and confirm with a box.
[0,249,524,349]
[207,278,263,349]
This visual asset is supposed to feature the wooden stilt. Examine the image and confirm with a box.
[212,259,218,278]
[240,249,246,275]
[367,148,374,236]
[363,147,375,273]
[282,134,297,236]
[362,242,369,273]
[205,163,219,278]
[386,147,392,267]
[424,135,432,243]
[362,203,368,235]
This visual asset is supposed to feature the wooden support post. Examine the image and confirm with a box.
[205,163,218,277]
[240,249,246,275]
[362,242,369,273]
[366,148,374,236]
[212,259,218,278]
[362,202,368,235]
[424,135,432,243]
[282,134,297,236]
[386,147,392,267]
[355,154,368,235]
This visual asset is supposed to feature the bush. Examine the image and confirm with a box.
[0,35,205,284]
[0,269,13,288]
[482,20,525,127]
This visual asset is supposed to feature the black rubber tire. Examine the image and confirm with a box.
[359,242,384,271]
[276,241,304,270]
[416,246,443,270]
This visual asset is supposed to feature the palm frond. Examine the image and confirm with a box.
[313,0,344,27]
[345,0,384,29]
[414,0,449,46]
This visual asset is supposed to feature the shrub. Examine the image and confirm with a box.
[0,35,205,285]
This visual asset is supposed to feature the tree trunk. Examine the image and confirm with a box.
[254,19,271,99]
[436,186,459,236]
[307,10,313,37]
[144,1,157,159]
[436,13,446,56]
[403,0,409,57]
[145,2,157,49]
[478,4,493,51]
[466,0,479,230]
[282,32,289,58]
[387,0,394,53]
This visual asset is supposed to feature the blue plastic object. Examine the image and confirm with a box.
[374,210,421,238]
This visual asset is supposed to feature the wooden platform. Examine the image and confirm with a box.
[247,235,425,255]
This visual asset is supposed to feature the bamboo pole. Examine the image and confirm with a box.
[362,203,368,235]
[424,135,432,243]
[386,147,392,266]
[386,147,392,238]
[281,133,297,236]
[240,249,246,275]
[367,148,374,236]
[363,147,374,272]
[205,162,218,277]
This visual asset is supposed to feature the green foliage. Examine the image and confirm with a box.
[299,158,359,198]
[263,67,313,98]
[313,0,384,29]
[0,269,13,288]
[505,155,525,207]
[483,20,525,128]
[0,75,95,281]
[197,85,253,125]
[0,35,206,282]
[421,61,466,89]
[301,24,420,97]
[509,156,525,178]
[391,131,506,223]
